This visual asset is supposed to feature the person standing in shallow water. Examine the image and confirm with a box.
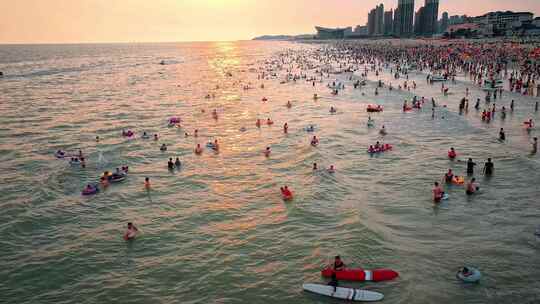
[499,128,506,141]
[532,137,538,155]
[466,158,476,176]
[483,158,494,176]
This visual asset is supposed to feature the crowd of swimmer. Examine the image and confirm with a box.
[55,40,540,241]
[269,41,539,203]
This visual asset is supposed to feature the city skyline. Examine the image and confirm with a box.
[1,0,540,43]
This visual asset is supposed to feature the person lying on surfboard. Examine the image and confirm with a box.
[333,256,346,271]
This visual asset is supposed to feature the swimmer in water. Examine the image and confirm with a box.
[313,93,319,100]
[256,119,261,128]
[499,128,506,141]
[310,136,319,146]
[444,169,454,183]
[466,158,476,175]
[124,222,138,240]
[332,255,346,271]
[286,100,292,108]
[144,177,151,189]
[154,134,159,141]
[328,165,335,173]
[212,139,219,152]
[432,181,444,202]
[283,123,288,133]
[379,125,387,135]
[195,144,203,154]
[96,136,100,142]
[160,144,167,151]
[175,157,181,167]
[330,106,337,113]
[483,158,494,176]
[194,129,199,137]
[448,147,457,159]
[313,163,318,170]
[282,186,293,198]
[266,118,273,125]
[167,158,174,170]
[264,146,271,157]
[84,184,96,193]
[532,137,538,154]
[466,178,479,195]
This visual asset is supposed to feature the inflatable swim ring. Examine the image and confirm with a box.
[82,184,99,196]
[69,159,82,166]
[367,144,393,154]
[456,267,481,283]
[206,142,216,148]
[306,126,315,132]
[367,105,383,112]
[452,176,465,185]
[109,173,126,183]
[55,151,66,159]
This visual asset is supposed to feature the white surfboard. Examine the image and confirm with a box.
[303,283,383,302]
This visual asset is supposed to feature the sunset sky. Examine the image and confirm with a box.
[1,0,539,43]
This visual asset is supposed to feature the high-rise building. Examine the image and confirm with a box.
[393,7,401,35]
[367,3,385,36]
[449,15,467,25]
[398,0,415,36]
[367,8,376,35]
[440,12,449,33]
[414,7,425,35]
[375,4,384,36]
[423,0,439,35]
[384,9,394,35]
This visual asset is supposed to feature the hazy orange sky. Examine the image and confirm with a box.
[1,0,539,43]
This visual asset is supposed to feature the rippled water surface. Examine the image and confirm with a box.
[1,41,540,304]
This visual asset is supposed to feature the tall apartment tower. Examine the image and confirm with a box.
[440,11,449,33]
[375,4,384,35]
[393,7,401,36]
[398,0,415,36]
[384,9,394,35]
[423,0,439,35]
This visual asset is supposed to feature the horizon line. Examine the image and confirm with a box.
[0,39,274,46]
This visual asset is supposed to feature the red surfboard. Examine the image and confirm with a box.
[322,267,399,282]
